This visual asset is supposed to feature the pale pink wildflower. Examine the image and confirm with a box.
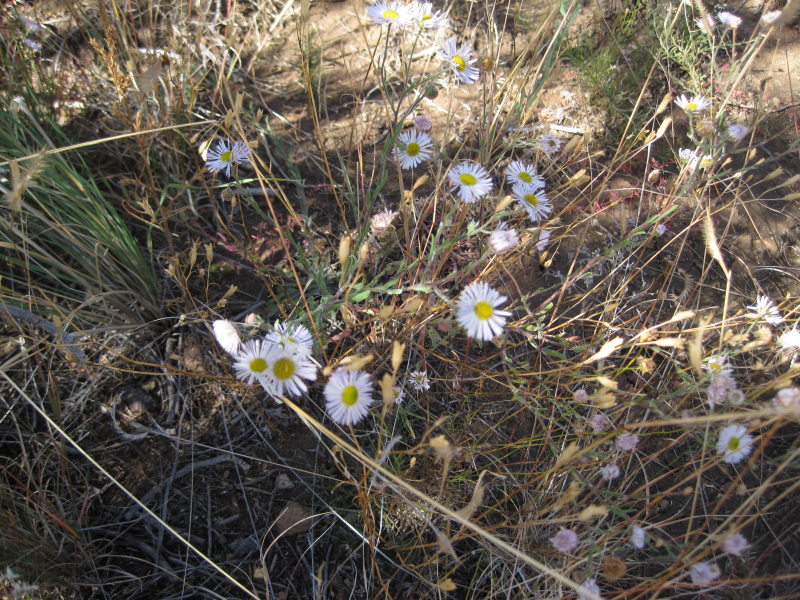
[722,532,749,556]
[573,388,589,403]
[536,229,552,253]
[550,527,579,554]
[773,387,800,413]
[616,433,639,452]
[488,226,519,254]
[578,579,601,600]
[630,525,647,549]
[689,561,720,585]
[600,464,621,481]
[706,371,737,409]
[695,14,717,35]
[717,11,742,28]
[413,114,433,132]
[590,413,610,433]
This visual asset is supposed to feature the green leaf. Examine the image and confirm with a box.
[542,348,568,360]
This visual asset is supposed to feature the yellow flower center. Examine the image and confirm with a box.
[273,357,295,380]
[474,301,493,320]
[249,357,267,373]
[686,102,698,111]
[221,151,232,162]
[524,193,539,207]
[421,13,432,20]
[453,55,466,72]
[342,384,359,406]
[518,171,532,183]
[382,9,399,19]
[459,173,477,186]
[727,437,740,451]
[406,142,420,157]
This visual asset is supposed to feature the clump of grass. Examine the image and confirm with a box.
[0,99,160,329]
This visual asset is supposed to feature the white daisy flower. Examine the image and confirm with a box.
[678,147,712,171]
[265,321,314,356]
[705,355,733,376]
[689,561,720,584]
[512,182,552,223]
[205,139,250,178]
[324,368,375,426]
[393,129,434,169]
[488,225,519,254]
[678,147,699,170]
[536,132,562,155]
[725,123,749,142]
[448,161,493,203]
[411,1,449,29]
[261,344,317,398]
[392,385,406,404]
[746,294,783,326]
[717,11,742,28]
[722,532,749,556]
[716,424,754,464]
[455,281,512,341]
[655,223,667,236]
[212,319,241,355]
[233,339,270,385]
[408,370,430,391]
[506,160,545,188]
[366,1,412,25]
[675,94,711,113]
[697,154,714,170]
[437,38,479,84]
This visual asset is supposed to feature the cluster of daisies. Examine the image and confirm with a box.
[705,294,788,410]
[691,7,786,33]
[212,281,514,425]
[391,121,554,250]
[552,517,754,598]
[391,116,555,221]
[212,319,375,426]
[548,388,798,599]
[366,0,449,31]
[673,93,749,172]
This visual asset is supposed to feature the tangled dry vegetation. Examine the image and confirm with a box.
[2,0,800,598]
